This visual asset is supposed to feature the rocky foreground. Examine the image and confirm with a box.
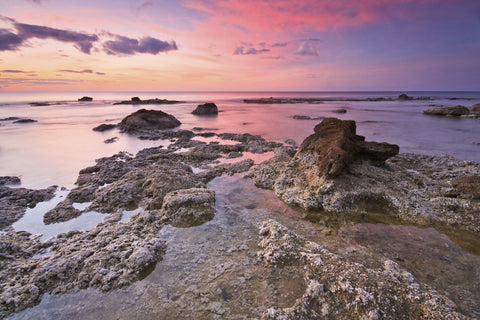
[1,115,479,319]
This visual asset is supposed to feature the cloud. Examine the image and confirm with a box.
[271,42,288,47]
[0,29,24,51]
[14,22,99,54]
[233,46,270,55]
[0,18,179,57]
[24,0,46,4]
[1,69,29,73]
[0,78,82,88]
[103,35,178,55]
[132,1,154,16]
[58,69,106,75]
[296,39,321,56]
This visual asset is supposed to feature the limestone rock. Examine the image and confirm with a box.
[423,105,470,116]
[192,102,218,115]
[161,188,215,227]
[119,109,181,133]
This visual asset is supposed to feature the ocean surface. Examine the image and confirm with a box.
[1,91,480,189]
[2,91,480,319]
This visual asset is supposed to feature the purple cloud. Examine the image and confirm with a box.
[0,29,24,51]
[57,69,105,75]
[103,35,178,55]
[296,39,321,56]
[271,42,288,47]
[233,46,270,55]
[14,22,99,54]
[1,69,29,73]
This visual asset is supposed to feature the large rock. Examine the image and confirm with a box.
[423,105,470,116]
[298,118,398,178]
[192,102,218,115]
[259,220,469,320]
[119,109,181,133]
[161,188,215,227]
[249,119,480,233]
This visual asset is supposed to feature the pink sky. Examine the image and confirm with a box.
[0,0,479,91]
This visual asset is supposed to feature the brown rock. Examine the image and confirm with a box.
[423,105,470,116]
[119,109,181,133]
[447,175,480,200]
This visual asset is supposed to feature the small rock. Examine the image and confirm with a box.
[78,96,93,102]
[331,108,347,114]
[93,124,116,132]
[423,105,470,117]
[14,119,37,124]
[192,102,218,115]
[104,137,118,144]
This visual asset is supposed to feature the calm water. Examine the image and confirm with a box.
[1,91,480,188]
[2,91,480,319]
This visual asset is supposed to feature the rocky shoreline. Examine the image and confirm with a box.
[1,115,479,319]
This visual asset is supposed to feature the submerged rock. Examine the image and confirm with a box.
[423,105,470,117]
[119,109,181,134]
[161,188,215,227]
[259,220,469,320]
[92,123,116,132]
[192,102,218,115]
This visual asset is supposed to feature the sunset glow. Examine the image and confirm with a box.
[1,0,479,91]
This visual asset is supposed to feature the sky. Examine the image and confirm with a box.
[0,0,479,91]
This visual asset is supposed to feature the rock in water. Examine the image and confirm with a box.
[119,109,181,133]
[161,188,215,227]
[192,102,218,115]
[93,124,116,132]
[78,96,93,102]
[423,105,470,116]
[298,118,398,178]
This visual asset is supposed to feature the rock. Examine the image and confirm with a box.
[118,109,181,134]
[0,185,57,229]
[78,96,93,102]
[113,97,183,105]
[93,124,116,132]
[104,137,118,144]
[0,176,21,186]
[43,200,82,224]
[259,220,469,320]
[13,119,37,124]
[298,118,399,178]
[331,108,347,114]
[398,93,413,100]
[470,104,480,112]
[161,188,215,227]
[192,102,218,115]
[0,117,20,121]
[446,175,480,200]
[423,105,470,117]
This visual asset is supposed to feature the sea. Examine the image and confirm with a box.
[2,91,480,319]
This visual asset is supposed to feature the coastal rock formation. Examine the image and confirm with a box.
[92,123,116,132]
[113,97,183,105]
[118,109,181,134]
[13,119,37,124]
[0,176,21,186]
[0,183,57,229]
[161,188,215,227]
[249,119,480,233]
[423,105,470,116]
[192,102,218,115]
[258,220,468,320]
[78,96,93,102]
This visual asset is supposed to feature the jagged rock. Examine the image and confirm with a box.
[93,124,116,132]
[0,176,21,186]
[423,105,470,116]
[192,102,218,115]
[118,109,181,134]
[161,188,215,227]
[259,220,469,320]
[298,118,398,178]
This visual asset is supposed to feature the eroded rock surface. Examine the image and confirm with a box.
[250,119,479,233]
[258,220,469,320]
[161,188,215,227]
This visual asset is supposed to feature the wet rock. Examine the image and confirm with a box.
[0,185,57,229]
[13,119,37,124]
[0,117,20,121]
[119,109,181,134]
[249,119,479,233]
[446,175,480,200]
[113,97,183,105]
[104,137,118,144]
[398,93,413,100]
[259,220,469,320]
[43,200,82,224]
[423,105,470,117]
[470,104,480,112]
[192,102,218,115]
[331,108,347,114]
[78,96,93,102]
[92,124,116,132]
[0,176,21,186]
[161,188,215,227]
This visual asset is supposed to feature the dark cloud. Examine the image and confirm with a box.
[0,29,24,51]
[1,69,29,73]
[296,39,321,56]
[0,18,179,57]
[103,35,178,55]
[14,22,99,54]
[233,46,270,55]
[271,42,288,47]
[58,69,106,75]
